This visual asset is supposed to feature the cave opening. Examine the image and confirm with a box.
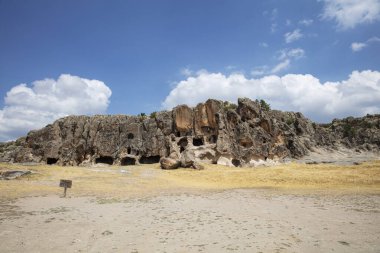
[177,138,188,147]
[95,156,114,165]
[193,137,204,146]
[127,147,131,154]
[121,157,136,166]
[127,133,134,139]
[46,158,58,165]
[177,137,188,153]
[232,159,241,167]
[139,155,160,164]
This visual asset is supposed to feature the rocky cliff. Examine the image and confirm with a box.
[0,98,379,167]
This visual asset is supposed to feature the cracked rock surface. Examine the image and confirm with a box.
[0,98,379,167]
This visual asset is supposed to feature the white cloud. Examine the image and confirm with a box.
[272,48,305,73]
[368,36,380,42]
[351,42,367,51]
[0,74,112,141]
[162,70,380,122]
[259,42,268,48]
[321,0,380,30]
[299,19,314,26]
[252,48,305,76]
[351,36,380,52]
[278,48,305,60]
[284,29,303,43]
[271,59,290,74]
[180,67,193,77]
[271,23,277,33]
[251,66,268,77]
[271,8,278,20]
[225,65,237,70]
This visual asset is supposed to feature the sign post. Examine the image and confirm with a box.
[59,179,72,197]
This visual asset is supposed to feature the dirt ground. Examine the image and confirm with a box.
[0,190,379,253]
[0,160,380,252]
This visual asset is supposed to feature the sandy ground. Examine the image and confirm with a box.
[0,189,379,253]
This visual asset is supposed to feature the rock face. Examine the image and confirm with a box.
[0,98,379,167]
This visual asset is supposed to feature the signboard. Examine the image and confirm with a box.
[59,179,72,188]
[59,179,72,197]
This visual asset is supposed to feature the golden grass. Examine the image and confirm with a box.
[1,160,380,199]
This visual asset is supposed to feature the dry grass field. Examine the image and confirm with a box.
[1,160,379,199]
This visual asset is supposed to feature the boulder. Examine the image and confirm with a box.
[160,157,180,170]
[0,170,31,180]
[180,149,196,168]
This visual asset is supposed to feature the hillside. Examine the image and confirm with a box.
[0,98,379,167]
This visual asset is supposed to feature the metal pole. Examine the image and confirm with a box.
[63,186,67,197]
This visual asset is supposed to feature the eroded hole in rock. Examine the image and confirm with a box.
[95,156,114,165]
[177,138,188,146]
[127,133,134,139]
[46,158,58,165]
[193,137,204,146]
[177,138,188,153]
[139,155,160,164]
[232,159,241,167]
[127,147,131,154]
[208,135,217,144]
[121,157,136,166]
[241,141,253,148]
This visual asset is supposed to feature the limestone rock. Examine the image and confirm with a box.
[173,105,193,135]
[0,170,31,180]
[180,148,196,168]
[0,98,379,167]
[160,157,180,170]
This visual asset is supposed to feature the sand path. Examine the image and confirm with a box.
[0,189,379,253]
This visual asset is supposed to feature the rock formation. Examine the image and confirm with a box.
[0,98,379,167]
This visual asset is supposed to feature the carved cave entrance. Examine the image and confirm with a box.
[193,137,204,146]
[95,156,114,165]
[177,138,188,153]
[121,157,136,166]
[46,158,58,165]
[139,155,160,164]
[232,159,241,167]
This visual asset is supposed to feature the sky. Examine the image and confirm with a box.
[0,0,380,141]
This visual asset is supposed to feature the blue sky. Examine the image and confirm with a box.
[0,0,380,141]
